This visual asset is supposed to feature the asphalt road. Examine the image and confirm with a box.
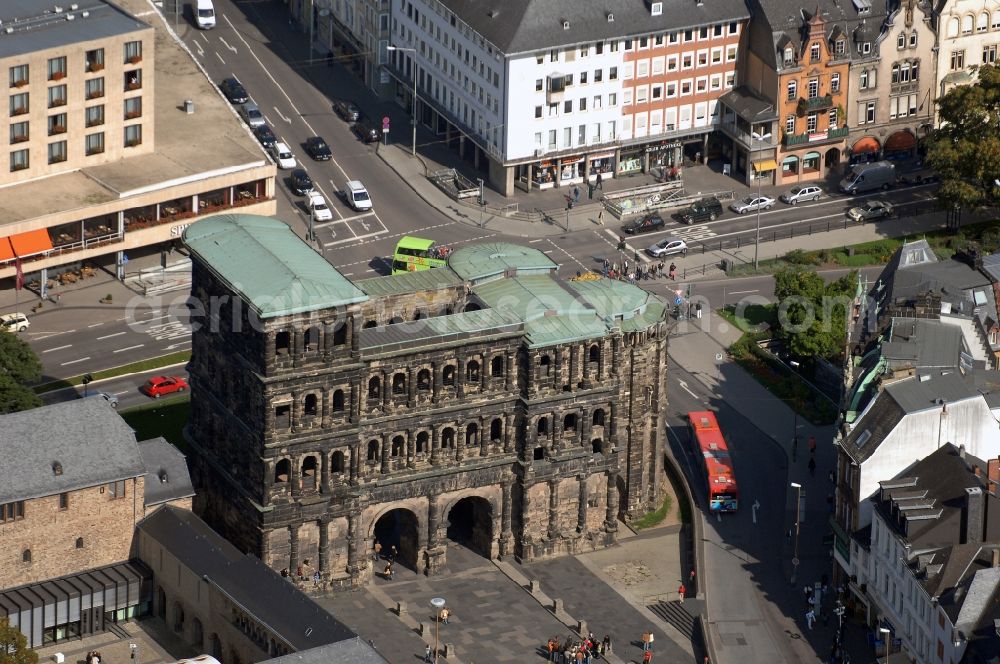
[40,365,191,410]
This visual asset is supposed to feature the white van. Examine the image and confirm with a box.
[194,0,216,29]
[343,180,372,211]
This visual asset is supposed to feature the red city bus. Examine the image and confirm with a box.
[688,410,738,512]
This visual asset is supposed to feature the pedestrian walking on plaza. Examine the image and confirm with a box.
[623,259,629,273]
[383,562,392,580]
[390,544,398,561]
[690,568,696,587]
[634,249,639,263]
[678,582,686,603]
[642,631,652,651]
[598,209,605,225]
[596,172,603,190]
[808,457,817,477]
[602,635,612,654]
[809,436,817,456]
[440,608,450,624]
[806,609,816,630]
[603,258,610,274]
[424,645,433,663]
[373,539,381,561]
[669,263,677,280]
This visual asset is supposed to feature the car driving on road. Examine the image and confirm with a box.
[646,238,689,257]
[219,77,248,104]
[621,213,666,235]
[253,124,276,149]
[289,169,314,195]
[239,102,265,128]
[305,136,332,161]
[729,195,775,215]
[270,142,296,169]
[89,391,119,408]
[308,193,333,221]
[333,100,360,122]
[779,185,822,205]
[353,115,382,143]
[847,199,894,223]
[675,197,723,224]
[141,375,188,398]
[0,312,29,332]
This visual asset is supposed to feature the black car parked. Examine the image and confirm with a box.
[333,100,360,122]
[305,136,332,161]
[675,197,723,224]
[219,77,248,104]
[621,213,666,235]
[289,169,314,196]
[253,124,276,149]
[353,115,382,143]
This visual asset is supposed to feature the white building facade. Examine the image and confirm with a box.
[934,0,1000,110]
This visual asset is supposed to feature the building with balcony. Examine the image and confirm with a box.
[384,0,747,196]
[846,0,936,164]
[183,215,669,585]
[0,0,275,289]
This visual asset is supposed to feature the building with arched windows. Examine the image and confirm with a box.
[183,215,669,587]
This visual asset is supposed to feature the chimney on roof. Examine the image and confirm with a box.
[964,486,985,544]
[960,444,966,460]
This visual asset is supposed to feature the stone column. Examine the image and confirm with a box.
[264,330,277,369]
[381,434,391,474]
[568,345,577,390]
[349,444,360,484]
[521,480,533,544]
[611,336,621,376]
[431,427,441,465]
[321,388,331,427]
[480,356,488,392]
[609,402,618,439]
[288,524,299,572]
[505,353,514,392]
[503,413,515,454]
[598,340,606,381]
[320,451,330,493]
[553,348,562,388]
[290,457,301,497]
[348,316,358,352]
[552,413,563,453]
[526,353,535,397]
[428,497,441,548]
[577,475,588,533]
[479,417,488,457]
[349,382,360,424]
[580,408,590,448]
[457,359,466,398]
[290,391,301,433]
[346,511,361,572]
[381,371,390,410]
[432,363,442,403]
[455,424,465,462]
[324,322,334,355]
[500,481,513,555]
[318,519,329,572]
[292,328,304,367]
[407,433,416,469]
[407,368,417,408]
[605,471,619,532]
[548,479,560,540]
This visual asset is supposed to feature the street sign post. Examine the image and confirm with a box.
[382,116,390,146]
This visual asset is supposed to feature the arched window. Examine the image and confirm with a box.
[962,14,973,34]
[389,316,404,325]
[490,418,503,442]
[416,431,429,454]
[589,344,600,363]
[413,309,425,321]
[491,356,504,377]
[442,427,455,448]
[331,451,345,473]
[592,409,606,426]
[367,439,380,462]
[368,376,381,400]
[947,17,959,37]
[304,326,320,351]
[304,393,318,416]
[22,549,31,563]
[979,11,989,31]
[897,33,905,49]
[466,360,480,382]
[443,365,456,386]
[464,302,482,312]
[363,320,377,329]
[332,322,347,346]
[466,423,479,446]
[275,330,290,356]
[417,369,431,390]
[564,413,578,431]
[76,537,84,549]
[391,436,405,457]
[301,456,317,480]
[392,373,406,395]
[537,417,549,435]
[592,439,604,454]
[539,355,551,376]
[332,389,345,412]
[274,459,290,484]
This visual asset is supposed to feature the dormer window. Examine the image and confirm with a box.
[651,2,663,15]
[898,33,906,49]
[810,43,821,62]
[860,42,871,54]
[835,39,846,54]
[784,47,794,64]
[52,461,63,476]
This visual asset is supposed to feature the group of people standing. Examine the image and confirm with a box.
[373,539,399,580]
[545,633,612,663]
[602,258,676,284]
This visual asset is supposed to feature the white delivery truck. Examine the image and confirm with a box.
[194,0,216,29]
[839,161,896,195]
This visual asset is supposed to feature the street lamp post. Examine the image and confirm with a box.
[879,626,891,664]
[430,597,446,663]
[751,121,772,270]
[386,46,418,156]
[790,481,802,586]
[834,601,845,642]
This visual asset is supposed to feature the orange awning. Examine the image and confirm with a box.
[0,237,14,262]
[884,131,916,152]
[9,229,54,257]
[851,136,880,155]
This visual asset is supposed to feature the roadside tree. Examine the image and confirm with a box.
[0,617,37,664]
[925,63,1000,210]
[0,330,42,413]
[773,267,857,361]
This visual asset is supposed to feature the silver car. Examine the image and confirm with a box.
[729,195,775,214]
[779,185,823,205]
[646,238,689,257]
[239,102,266,128]
[89,391,119,408]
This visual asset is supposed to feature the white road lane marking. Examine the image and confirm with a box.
[323,229,389,247]
[97,332,127,340]
[114,344,146,353]
[61,357,91,366]
[42,345,72,353]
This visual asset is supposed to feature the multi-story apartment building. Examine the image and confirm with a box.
[305,0,392,92]
[853,444,1000,663]
[385,0,747,195]
[847,0,936,163]
[934,0,1000,105]
[0,398,194,649]
[0,0,275,288]
[183,214,668,586]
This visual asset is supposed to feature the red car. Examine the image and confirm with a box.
[141,375,188,398]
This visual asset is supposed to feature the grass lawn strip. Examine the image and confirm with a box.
[34,351,191,394]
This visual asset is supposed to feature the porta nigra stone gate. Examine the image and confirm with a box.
[183,215,668,587]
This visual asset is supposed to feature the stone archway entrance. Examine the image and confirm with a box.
[373,508,420,571]
[446,496,493,558]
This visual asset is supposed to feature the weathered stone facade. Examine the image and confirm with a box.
[184,224,667,587]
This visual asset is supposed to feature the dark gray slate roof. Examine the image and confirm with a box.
[718,86,779,121]
[440,0,750,55]
[882,318,965,372]
[137,437,195,508]
[266,640,388,664]
[0,0,150,60]
[138,507,355,651]
[884,372,981,414]
[0,399,144,504]
[842,389,907,463]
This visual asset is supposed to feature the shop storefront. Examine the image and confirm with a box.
[532,161,557,189]
[588,152,615,181]
[752,158,777,183]
[883,131,916,161]
[850,136,881,165]
[646,140,682,173]
[618,148,644,176]
[559,155,585,185]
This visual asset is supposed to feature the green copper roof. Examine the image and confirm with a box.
[568,277,656,320]
[524,315,609,348]
[448,242,557,283]
[473,275,590,321]
[620,300,666,333]
[356,267,464,297]
[183,215,368,319]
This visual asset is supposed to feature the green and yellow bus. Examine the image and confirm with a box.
[391,236,451,274]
